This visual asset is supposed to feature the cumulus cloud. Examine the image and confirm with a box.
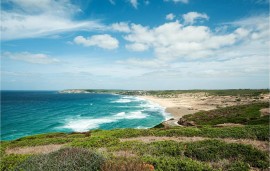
[130,0,138,8]
[164,0,189,4]
[1,0,103,40]
[166,13,175,20]
[111,22,131,33]
[124,20,249,60]
[116,14,269,89]
[126,43,149,51]
[74,34,119,50]
[182,12,209,25]
[2,52,60,64]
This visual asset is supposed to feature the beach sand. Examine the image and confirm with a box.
[139,93,270,126]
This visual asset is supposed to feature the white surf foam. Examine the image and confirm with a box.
[136,126,150,129]
[111,95,146,103]
[112,99,132,103]
[140,99,172,120]
[62,110,149,132]
[113,111,148,119]
[62,118,117,132]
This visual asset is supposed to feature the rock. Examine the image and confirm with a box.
[178,118,197,126]
[260,108,269,116]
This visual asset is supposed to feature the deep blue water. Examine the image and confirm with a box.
[1,91,171,140]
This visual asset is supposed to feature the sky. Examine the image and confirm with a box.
[1,0,269,90]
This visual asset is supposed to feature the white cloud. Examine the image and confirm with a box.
[111,22,131,33]
[74,34,119,50]
[182,12,209,25]
[126,43,149,51]
[124,21,249,60]
[166,13,175,20]
[164,0,189,4]
[2,52,60,64]
[130,0,138,8]
[1,0,104,40]
[117,15,269,89]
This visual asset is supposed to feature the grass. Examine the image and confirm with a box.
[1,125,269,170]
[182,102,269,125]
[91,125,269,141]
[65,89,269,97]
[1,98,269,171]
[0,154,30,171]
[144,89,269,97]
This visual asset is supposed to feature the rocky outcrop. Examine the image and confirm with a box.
[177,118,197,126]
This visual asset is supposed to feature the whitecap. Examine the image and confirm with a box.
[114,112,126,117]
[111,95,146,103]
[135,126,150,129]
[140,100,172,120]
[61,110,150,132]
[111,99,132,103]
[113,111,148,119]
[62,118,117,132]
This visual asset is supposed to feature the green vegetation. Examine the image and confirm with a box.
[144,89,269,97]
[0,154,29,171]
[1,99,269,171]
[182,102,269,126]
[62,89,269,97]
[16,148,105,171]
[1,124,269,170]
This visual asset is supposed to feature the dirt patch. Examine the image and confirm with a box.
[260,108,269,116]
[214,123,245,127]
[6,144,64,155]
[120,136,206,143]
[120,136,268,152]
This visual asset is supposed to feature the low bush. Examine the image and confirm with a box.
[226,161,250,171]
[15,147,105,171]
[142,156,213,171]
[182,102,269,125]
[0,154,30,171]
[184,140,268,168]
[101,157,154,171]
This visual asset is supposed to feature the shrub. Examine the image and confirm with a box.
[0,154,29,171]
[184,140,268,169]
[142,156,213,171]
[226,161,250,171]
[101,157,153,171]
[182,102,269,125]
[15,147,105,171]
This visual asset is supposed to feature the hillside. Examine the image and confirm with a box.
[1,102,269,171]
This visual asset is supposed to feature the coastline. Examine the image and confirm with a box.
[138,95,199,127]
[138,93,270,126]
[138,96,196,121]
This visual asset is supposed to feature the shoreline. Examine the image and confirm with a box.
[138,95,199,126]
[138,93,270,127]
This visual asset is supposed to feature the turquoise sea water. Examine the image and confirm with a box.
[1,91,171,140]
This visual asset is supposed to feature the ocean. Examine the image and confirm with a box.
[1,91,171,140]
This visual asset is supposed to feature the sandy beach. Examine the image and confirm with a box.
[139,93,270,126]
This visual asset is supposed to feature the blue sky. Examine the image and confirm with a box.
[1,0,269,90]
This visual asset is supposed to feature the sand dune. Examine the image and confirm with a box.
[139,93,270,125]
